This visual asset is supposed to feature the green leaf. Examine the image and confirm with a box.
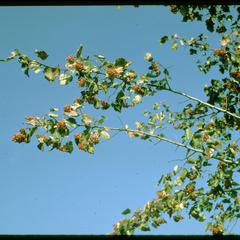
[93,98,101,109]
[28,127,37,138]
[122,208,131,215]
[87,145,95,154]
[49,107,58,112]
[163,68,169,76]
[35,50,48,60]
[76,45,83,59]
[65,141,74,153]
[187,156,196,164]
[180,168,188,180]
[115,58,128,67]
[37,143,44,151]
[44,66,60,82]
[140,224,150,231]
[179,6,188,16]
[12,49,20,56]
[189,48,197,55]
[29,61,42,73]
[157,79,168,90]
[171,41,178,50]
[65,118,77,127]
[82,114,92,125]
[23,68,30,77]
[116,90,125,101]
[205,18,214,32]
[89,82,99,93]
[94,54,105,61]
[112,82,120,88]
[97,116,106,125]
[197,214,206,222]
[111,102,122,112]
[99,83,108,93]
[185,128,192,140]
[156,174,164,186]
[160,36,169,44]
[25,127,37,143]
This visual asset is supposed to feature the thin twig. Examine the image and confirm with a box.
[165,88,240,120]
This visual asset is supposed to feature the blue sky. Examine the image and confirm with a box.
[0,6,235,235]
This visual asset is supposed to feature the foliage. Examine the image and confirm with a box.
[1,5,240,236]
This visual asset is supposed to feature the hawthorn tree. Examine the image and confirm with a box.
[1,5,240,235]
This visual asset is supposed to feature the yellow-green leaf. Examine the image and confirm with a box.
[44,66,60,82]
[100,130,110,140]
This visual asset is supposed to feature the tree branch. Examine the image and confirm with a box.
[148,82,240,120]
[166,88,240,120]
[78,124,235,164]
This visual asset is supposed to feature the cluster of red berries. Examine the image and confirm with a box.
[184,183,195,194]
[224,80,240,93]
[149,61,160,72]
[74,98,84,105]
[208,223,224,235]
[132,84,145,95]
[66,55,75,64]
[59,146,67,152]
[56,120,67,130]
[12,130,27,143]
[25,116,35,121]
[214,48,228,59]
[74,132,100,152]
[66,55,85,71]
[187,171,197,180]
[202,133,210,141]
[75,60,85,70]
[42,136,50,144]
[64,105,71,112]
[230,71,240,81]
[106,67,122,78]
[170,5,178,14]
[156,190,168,199]
[101,101,110,110]
[74,133,85,151]
[77,78,85,87]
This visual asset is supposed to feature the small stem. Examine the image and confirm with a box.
[223,187,240,192]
